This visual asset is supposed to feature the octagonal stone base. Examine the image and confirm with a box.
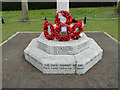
[24,32,103,74]
[37,32,89,55]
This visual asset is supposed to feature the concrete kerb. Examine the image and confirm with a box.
[86,31,120,44]
[0,31,119,47]
[0,32,19,47]
[103,32,120,44]
[0,32,41,47]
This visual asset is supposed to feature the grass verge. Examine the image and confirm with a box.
[2,7,119,42]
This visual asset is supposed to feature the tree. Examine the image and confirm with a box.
[21,0,29,21]
[115,0,120,14]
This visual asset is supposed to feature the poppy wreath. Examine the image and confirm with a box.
[43,20,55,40]
[55,10,72,25]
[70,20,84,40]
[43,11,84,41]
[55,23,71,41]
[43,20,48,25]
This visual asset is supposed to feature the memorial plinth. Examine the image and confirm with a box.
[24,32,103,74]
[24,0,103,74]
[37,32,89,55]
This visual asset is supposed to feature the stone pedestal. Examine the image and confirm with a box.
[24,32,103,74]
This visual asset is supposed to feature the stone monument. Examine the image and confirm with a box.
[57,0,69,12]
[57,0,69,23]
[24,0,103,74]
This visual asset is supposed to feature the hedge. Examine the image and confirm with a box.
[2,2,117,11]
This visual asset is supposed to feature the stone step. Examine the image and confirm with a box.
[37,32,90,55]
[24,37,103,74]
[75,38,103,74]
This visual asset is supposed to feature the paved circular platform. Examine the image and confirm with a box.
[2,32,118,88]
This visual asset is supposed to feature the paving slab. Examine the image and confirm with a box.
[2,32,118,88]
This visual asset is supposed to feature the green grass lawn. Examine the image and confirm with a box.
[1,7,119,42]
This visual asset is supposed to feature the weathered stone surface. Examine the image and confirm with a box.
[57,0,69,23]
[24,38,75,74]
[57,0,69,12]
[37,32,89,55]
[24,32,103,74]
[75,38,103,74]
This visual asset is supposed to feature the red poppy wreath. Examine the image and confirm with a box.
[43,20,55,40]
[43,10,84,41]
[55,23,71,41]
[55,10,72,25]
[70,20,84,40]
